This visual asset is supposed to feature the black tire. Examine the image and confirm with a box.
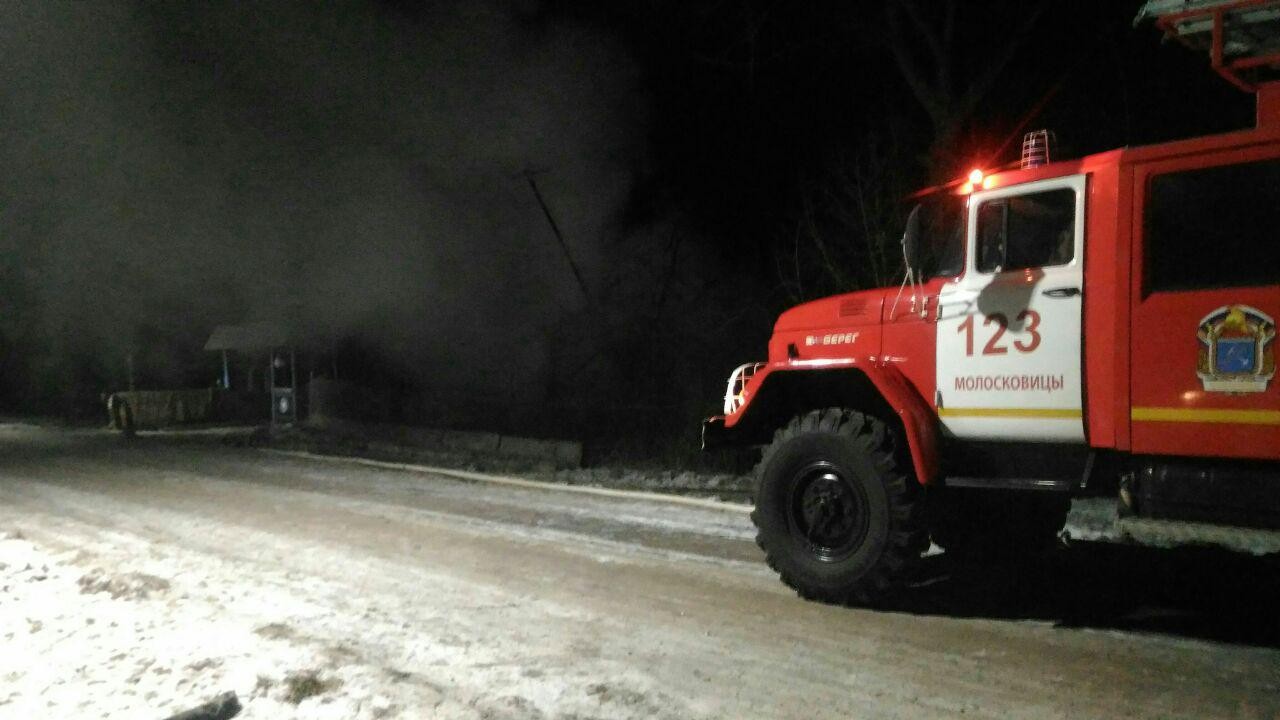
[929,488,1069,558]
[751,408,926,605]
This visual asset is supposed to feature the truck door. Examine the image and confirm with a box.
[935,174,1087,442]
[1130,153,1280,461]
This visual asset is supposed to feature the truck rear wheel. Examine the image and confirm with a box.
[752,408,925,605]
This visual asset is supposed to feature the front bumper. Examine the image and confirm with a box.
[701,415,730,450]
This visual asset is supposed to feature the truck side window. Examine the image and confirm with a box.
[1145,158,1280,292]
[976,201,1006,273]
[975,188,1075,274]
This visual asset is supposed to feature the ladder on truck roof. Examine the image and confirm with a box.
[1138,0,1280,90]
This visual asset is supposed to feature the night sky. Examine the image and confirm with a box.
[0,1,1258,449]
[561,1,1252,247]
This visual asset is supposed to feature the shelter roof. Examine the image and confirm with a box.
[204,321,291,351]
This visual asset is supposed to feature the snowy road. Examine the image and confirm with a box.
[1,424,1278,719]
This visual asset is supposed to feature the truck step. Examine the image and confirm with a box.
[944,476,1075,492]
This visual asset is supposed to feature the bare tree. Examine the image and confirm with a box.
[769,2,1056,301]
[775,132,910,302]
[885,0,1052,178]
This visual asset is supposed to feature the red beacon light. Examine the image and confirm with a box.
[958,168,991,194]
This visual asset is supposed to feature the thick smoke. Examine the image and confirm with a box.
[0,1,643,412]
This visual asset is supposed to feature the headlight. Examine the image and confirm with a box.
[723,362,766,415]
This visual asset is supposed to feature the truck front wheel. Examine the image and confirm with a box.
[752,408,925,605]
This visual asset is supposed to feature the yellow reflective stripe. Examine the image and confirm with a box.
[1131,407,1280,426]
[937,407,1082,419]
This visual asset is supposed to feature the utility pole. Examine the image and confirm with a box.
[523,169,590,302]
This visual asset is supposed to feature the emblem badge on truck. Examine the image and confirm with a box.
[1197,305,1276,393]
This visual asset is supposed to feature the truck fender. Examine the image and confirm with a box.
[704,362,940,485]
[861,364,940,485]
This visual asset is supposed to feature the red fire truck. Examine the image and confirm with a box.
[703,1,1280,604]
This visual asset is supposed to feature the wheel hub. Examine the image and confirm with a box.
[787,462,869,561]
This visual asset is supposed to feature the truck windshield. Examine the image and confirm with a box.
[915,195,965,279]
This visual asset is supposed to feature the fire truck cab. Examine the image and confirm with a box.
[704,1,1280,604]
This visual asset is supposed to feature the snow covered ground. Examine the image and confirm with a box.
[0,496,509,719]
[2,424,1278,719]
[247,423,755,502]
[0,529,387,718]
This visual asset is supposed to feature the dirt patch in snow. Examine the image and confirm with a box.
[253,622,296,641]
[282,669,343,705]
[77,570,171,600]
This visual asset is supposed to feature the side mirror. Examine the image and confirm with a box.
[901,204,923,274]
